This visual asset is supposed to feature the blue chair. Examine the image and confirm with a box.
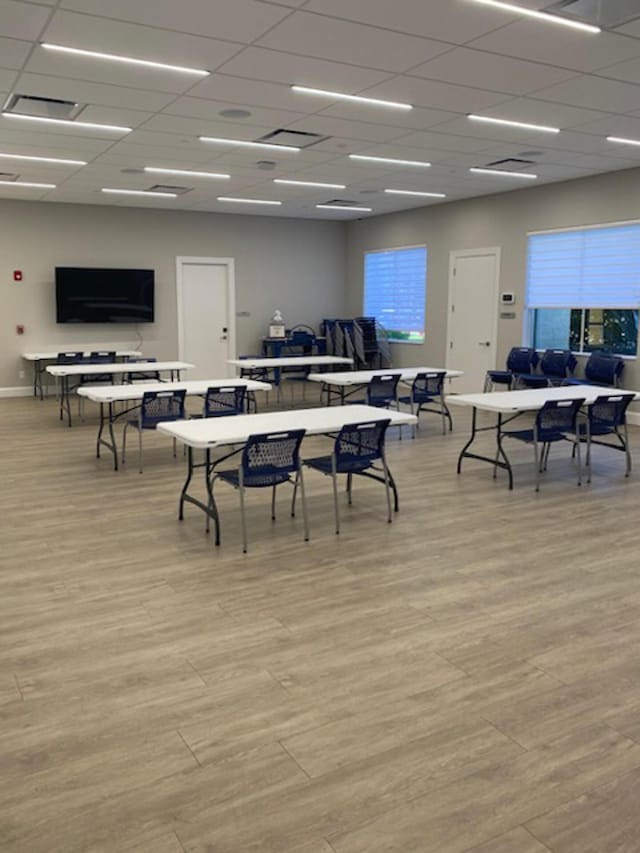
[79,350,116,383]
[580,393,634,482]
[397,371,452,435]
[123,356,161,383]
[122,389,186,473]
[540,349,577,385]
[350,373,400,409]
[301,419,393,534]
[212,429,309,553]
[56,351,84,364]
[519,375,550,389]
[499,397,585,490]
[564,351,625,388]
[203,385,247,417]
[485,347,539,391]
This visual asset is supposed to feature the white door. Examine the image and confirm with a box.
[446,248,500,393]
[176,257,235,380]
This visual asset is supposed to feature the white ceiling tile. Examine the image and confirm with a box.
[302,0,515,43]
[569,113,640,138]
[74,105,153,128]
[473,97,611,129]
[187,74,303,111]
[217,47,393,90]
[139,114,274,138]
[0,37,32,70]
[164,96,305,128]
[42,11,241,76]
[0,0,52,40]
[0,68,18,90]
[255,12,452,72]
[597,56,640,86]
[59,0,293,42]
[613,19,640,37]
[14,72,177,111]
[410,47,579,95]
[286,115,410,143]
[0,128,113,155]
[392,129,496,153]
[316,103,459,132]
[0,113,131,140]
[360,76,513,114]
[468,22,640,73]
[532,75,640,114]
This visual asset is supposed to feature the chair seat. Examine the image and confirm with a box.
[577,422,617,437]
[397,393,437,405]
[304,455,373,474]
[486,370,513,383]
[216,469,292,488]
[502,428,568,443]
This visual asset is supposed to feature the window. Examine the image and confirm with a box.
[364,246,427,343]
[526,222,640,356]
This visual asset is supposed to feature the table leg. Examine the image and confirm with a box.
[456,407,514,489]
[59,376,73,427]
[95,402,120,471]
[178,446,221,546]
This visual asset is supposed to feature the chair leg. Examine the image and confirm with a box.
[534,438,541,492]
[138,428,143,474]
[297,467,310,542]
[331,467,340,535]
[382,456,392,523]
[271,485,277,521]
[346,472,353,505]
[623,423,632,477]
[575,436,582,487]
[239,483,248,553]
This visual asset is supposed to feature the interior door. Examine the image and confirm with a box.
[177,257,235,380]
[446,248,500,393]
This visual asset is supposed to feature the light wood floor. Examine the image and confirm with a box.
[2,390,640,852]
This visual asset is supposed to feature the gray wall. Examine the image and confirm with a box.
[0,199,346,390]
[346,166,640,389]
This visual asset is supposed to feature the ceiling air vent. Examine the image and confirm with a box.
[147,184,192,195]
[320,198,360,207]
[484,157,536,170]
[4,94,84,120]
[549,0,640,28]
[0,172,18,181]
[255,128,330,149]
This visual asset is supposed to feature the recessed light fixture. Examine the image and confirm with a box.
[144,167,230,179]
[349,154,431,168]
[219,108,252,119]
[607,136,640,147]
[468,114,560,134]
[316,204,372,212]
[291,85,412,111]
[0,152,87,165]
[470,167,537,179]
[101,188,177,197]
[200,136,300,152]
[274,179,347,189]
[217,197,283,205]
[465,0,601,33]
[41,43,209,75]
[0,180,56,188]
[384,189,446,198]
[2,113,131,133]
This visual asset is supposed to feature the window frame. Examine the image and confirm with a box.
[363,243,427,345]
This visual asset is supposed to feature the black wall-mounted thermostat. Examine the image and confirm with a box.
[500,292,515,305]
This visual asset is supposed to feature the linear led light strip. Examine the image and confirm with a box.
[144,167,230,179]
[0,152,87,165]
[41,43,209,75]
[218,197,282,206]
[607,136,640,147]
[385,189,446,198]
[316,204,372,212]
[2,113,131,133]
[466,0,601,33]
[468,114,559,134]
[349,154,431,168]
[274,178,346,189]
[291,85,412,111]
[102,188,177,197]
[0,180,56,188]
[201,136,300,152]
[470,167,537,179]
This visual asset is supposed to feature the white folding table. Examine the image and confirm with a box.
[307,366,464,405]
[228,354,352,391]
[47,360,194,427]
[447,385,639,489]
[23,349,142,399]
[157,404,417,546]
[77,378,272,471]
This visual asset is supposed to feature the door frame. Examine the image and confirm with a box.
[176,256,236,367]
[446,246,501,374]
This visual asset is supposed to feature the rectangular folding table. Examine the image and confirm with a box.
[447,385,639,489]
[157,404,417,546]
[307,367,464,405]
[228,354,352,390]
[47,360,194,427]
[77,378,272,470]
[23,349,142,399]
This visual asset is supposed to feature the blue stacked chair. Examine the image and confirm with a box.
[540,348,577,385]
[564,351,625,388]
[485,347,539,391]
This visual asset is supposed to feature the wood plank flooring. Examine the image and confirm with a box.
[2,392,640,852]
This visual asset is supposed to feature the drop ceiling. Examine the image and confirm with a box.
[0,0,639,218]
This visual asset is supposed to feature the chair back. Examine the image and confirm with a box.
[125,356,160,382]
[507,347,538,374]
[140,389,186,427]
[411,371,445,402]
[334,419,390,467]
[536,398,584,440]
[242,430,305,481]
[56,351,84,364]
[352,320,367,367]
[289,326,315,350]
[519,375,549,389]
[204,385,246,417]
[584,351,625,386]
[541,348,577,380]
[588,393,634,431]
[366,373,400,407]
[87,350,116,363]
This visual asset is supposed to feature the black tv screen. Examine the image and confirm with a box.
[55,267,155,323]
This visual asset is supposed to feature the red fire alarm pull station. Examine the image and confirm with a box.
[13,271,22,282]
[16,325,24,335]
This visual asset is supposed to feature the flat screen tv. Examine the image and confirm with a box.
[55,267,155,323]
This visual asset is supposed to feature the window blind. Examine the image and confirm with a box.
[527,223,640,308]
[364,246,426,342]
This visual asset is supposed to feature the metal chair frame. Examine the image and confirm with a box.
[398,371,452,435]
[122,389,186,473]
[580,393,634,482]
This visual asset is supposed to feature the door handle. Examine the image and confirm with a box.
[478,341,491,347]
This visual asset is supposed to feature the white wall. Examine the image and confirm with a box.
[0,199,346,390]
[345,166,640,389]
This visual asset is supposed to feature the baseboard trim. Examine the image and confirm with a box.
[627,411,640,427]
[0,386,33,398]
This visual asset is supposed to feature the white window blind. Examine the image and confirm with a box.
[364,246,426,343]
[527,223,640,308]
